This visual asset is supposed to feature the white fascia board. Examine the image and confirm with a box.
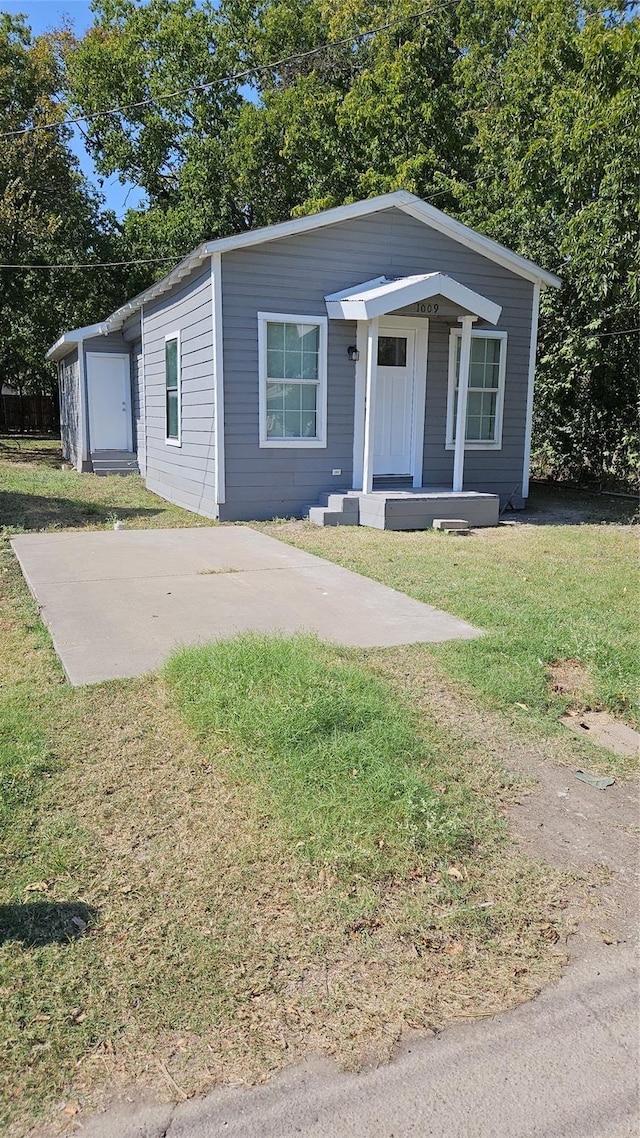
[326,272,502,324]
[46,322,108,361]
[396,194,562,289]
[204,194,406,259]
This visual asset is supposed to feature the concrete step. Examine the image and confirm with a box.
[91,451,139,476]
[433,518,470,533]
[317,492,360,513]
[308,506,358,527]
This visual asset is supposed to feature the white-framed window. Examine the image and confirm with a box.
[446,329,507,450]
[258,312,328,448]
[165,332,181,445]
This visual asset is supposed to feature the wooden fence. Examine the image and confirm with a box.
[0,395,59,434]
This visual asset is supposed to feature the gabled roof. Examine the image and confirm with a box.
[325,273,502,324]
[48,191,560,358]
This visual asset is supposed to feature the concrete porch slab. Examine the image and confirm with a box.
[11,526,482,685]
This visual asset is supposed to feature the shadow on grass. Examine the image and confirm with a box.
[0,901,96,947]
[0,438,63,469]
[0,490,163,531]
[523,484,638,526]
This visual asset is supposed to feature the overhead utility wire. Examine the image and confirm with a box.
[0,0,462,139]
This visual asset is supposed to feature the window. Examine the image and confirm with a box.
[377,335,407,367]
[446,331,507,449]
[165,334,180,444]
[258,313,328,447]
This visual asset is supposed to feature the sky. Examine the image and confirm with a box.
[4,1,145,217]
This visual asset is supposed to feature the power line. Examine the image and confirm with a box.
[0,0,461,139]
[0,257,176,269]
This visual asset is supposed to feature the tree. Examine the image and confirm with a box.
[0,14,129,397]
[454,0,639,487]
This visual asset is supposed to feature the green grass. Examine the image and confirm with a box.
[263,493,639,765]
[0,435,215,533]
[165,634,479,874]
[0,441,623,1132]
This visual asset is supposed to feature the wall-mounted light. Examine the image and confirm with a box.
[347,345,359,362]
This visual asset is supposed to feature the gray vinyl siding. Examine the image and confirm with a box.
[59,349,79,465]
[131,339,145,474]
[141,262,216,518]
[220,206,534,521]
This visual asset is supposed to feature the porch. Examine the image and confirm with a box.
[308,487,500,530]
[323,272,505,528]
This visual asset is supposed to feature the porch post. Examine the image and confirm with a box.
[361,316,379,494]
[452,314,476,493]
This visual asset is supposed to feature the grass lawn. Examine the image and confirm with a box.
[263,490,639,774]
[0,437,634,1134]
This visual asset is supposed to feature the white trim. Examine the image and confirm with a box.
[86,351,133,454]
[76,341,88,470]
[326,272,501,325]
[362,317,379,493]
[211,253,226,504]
[446,328,507,453]
[49,191,560,354]
[398,195,561,289]
[257,312,328,448]
[452,317,475,492]
[164,331,182,447]
[351,320,368,490]
[140,303,147,477]
[412,321,429,488]
[374,317,428,486]
[522,281,541,499]
[46,322,107,362]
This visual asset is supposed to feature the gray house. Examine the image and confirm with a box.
[48,191,560,529]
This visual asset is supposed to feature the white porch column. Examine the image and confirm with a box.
[452,314,476,493]
[361,316,379,494]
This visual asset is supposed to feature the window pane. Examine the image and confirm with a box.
[377,336,407,367]
[266,411,284,438]
[284,350,304,380]
[166,389,179,438]
[301,350,318,380]
[284,383,302,410]
[266,349,285,379]
[301,383,318,411]
[266,323,285,350]
[266,382,318,439]
[165,338,178,390]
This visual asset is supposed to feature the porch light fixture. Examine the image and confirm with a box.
[347,345,359,362]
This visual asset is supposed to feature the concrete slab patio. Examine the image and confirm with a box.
[11,526,481,685]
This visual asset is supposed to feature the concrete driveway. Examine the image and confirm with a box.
[11,526,480,685]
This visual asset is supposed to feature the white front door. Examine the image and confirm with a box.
[373,325,416,476]
[86,353,132,452]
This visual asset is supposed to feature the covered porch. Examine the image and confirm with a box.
[314,272,503,529]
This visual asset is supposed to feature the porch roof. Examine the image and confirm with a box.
[324,272,502,324]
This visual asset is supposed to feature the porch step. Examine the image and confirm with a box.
[308,504,358,527]
[433,518,470,533]
[91,451,139,476]
[308,489,499,529]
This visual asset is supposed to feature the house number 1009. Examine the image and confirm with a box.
[415,302,439,313]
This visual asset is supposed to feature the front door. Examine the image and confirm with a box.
[373,325,416,476]
[86,353,132,452]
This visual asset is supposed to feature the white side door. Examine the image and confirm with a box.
[373,325,417,476]
[86,353,132,452]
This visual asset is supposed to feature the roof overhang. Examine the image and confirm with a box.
[47,190,560,358]
[46,322,108,361]
[325,273,502,324]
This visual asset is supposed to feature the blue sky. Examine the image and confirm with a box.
[4,1,145,217]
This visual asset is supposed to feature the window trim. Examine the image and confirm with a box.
[258,311,328,449]
[446,328,507,451]
[164,331,181,447]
